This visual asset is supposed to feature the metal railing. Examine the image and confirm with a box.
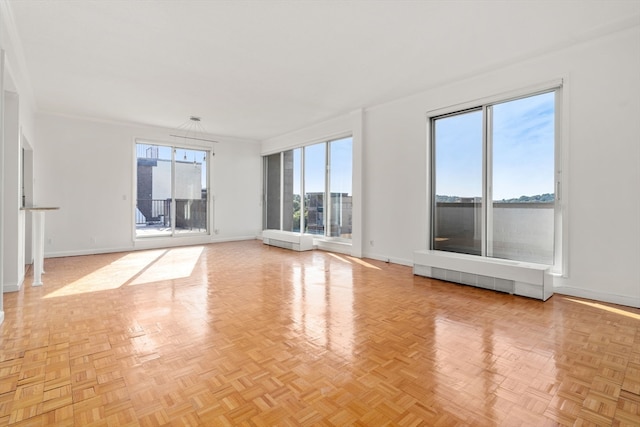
[136,199,171,226]
[136,198,207,231]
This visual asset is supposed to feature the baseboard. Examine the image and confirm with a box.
[554,285,640,308]
[3,277,24,293]
[0,311,4,325]
[363,252,413,267]
[46,246,134,258]
[44,236,259,259]
[314,239,351,255]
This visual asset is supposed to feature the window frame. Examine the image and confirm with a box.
[262,134,353,243]
[134,139,211,240]
[427,82,564,270]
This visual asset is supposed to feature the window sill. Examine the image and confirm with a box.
[314,238,352,255]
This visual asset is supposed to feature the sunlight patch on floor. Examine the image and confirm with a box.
[44,250,167,298]
[327,253,352,264]
[566,298,640,320]
[129,246,204,286]
[346,256,381,270]
[44,246,205,298]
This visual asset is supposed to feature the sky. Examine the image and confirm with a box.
[434,91,555,200]
[293,137,353,195]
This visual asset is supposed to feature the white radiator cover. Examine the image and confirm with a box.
[262,230,314,252]
[414,250,553,301]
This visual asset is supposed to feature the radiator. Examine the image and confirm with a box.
[262,230,314,252]
[413,250,553,300]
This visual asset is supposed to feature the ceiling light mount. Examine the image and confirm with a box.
[170,116,218,144]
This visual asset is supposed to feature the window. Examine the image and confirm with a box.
[263,152,281,231]
[431,90,558,265]
[304,142,326,235]
[328,137,353,238]
[135,142,209,237]
[263,136,353,240]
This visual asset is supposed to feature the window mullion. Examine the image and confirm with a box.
[171,148,177,236]
[279,152,284,231]
[300,149,305,234]
[325,142,330,238]
[484,105,494,258]
[553,88,563,273]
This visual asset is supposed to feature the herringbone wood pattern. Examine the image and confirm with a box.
[0,240,638,426]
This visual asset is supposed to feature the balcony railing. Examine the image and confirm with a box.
[434,202,554,264]
[136,199,207,232]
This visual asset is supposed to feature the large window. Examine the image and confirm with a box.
[263,136,352,240]
[304,142,326,235]
[136,142,209,237]
[431,90,558,264]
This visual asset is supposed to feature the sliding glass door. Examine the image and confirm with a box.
[431,90,557,264]
[136,142,209,237]
[433,109,483,256]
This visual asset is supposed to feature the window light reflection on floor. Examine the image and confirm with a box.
[44,246,204,298]
[325,252,381,270]
[566,298,640,321]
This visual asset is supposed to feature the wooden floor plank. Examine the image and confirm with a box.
[1,240,639,426]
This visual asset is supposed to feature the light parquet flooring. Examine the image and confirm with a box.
[1,240,639,426]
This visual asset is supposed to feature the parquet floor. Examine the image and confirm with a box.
[1,240,639,426]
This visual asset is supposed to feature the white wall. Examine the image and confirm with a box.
[264,25,640,308]
[2,90,24,292]
[261,111,364,257]
[367,25,639,307]
[0,50,4,321]
[35,113,262,256]
[1,1,37,314]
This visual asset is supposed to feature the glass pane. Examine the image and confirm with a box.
[264,153,281,230]
[136,143,173,237]
[491,92,555,263]
[329,137,352,238]
[304,142,326,235]
[174,148,208,234]
[282,148,302,232]
[433,110,483,255]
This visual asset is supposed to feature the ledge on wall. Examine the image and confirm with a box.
[262,230,314,251]
[414,249,553,301]
[314,239,351,256]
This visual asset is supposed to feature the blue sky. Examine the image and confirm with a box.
[294,137,353,194]
[435,91,555,200]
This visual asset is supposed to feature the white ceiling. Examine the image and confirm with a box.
[6,0,640,140]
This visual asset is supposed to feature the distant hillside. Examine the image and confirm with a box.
[497,193,554,203]
[436,193,554,203]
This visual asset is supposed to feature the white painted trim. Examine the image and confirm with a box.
[261,114,352,155]
[37,110,259,146]
[554,285,640,309]
[0,311,4,325]
[363,252,413,267]
[0,49,5,315]
[426,79,563,120]
[45,236,258,258]
[0,1,36,106]
[414,249,552,300]
[350,109,363,258]
[2,277,22,293]
[263,230,314,251]
[210,236,259,244]
[315,239,351,256]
